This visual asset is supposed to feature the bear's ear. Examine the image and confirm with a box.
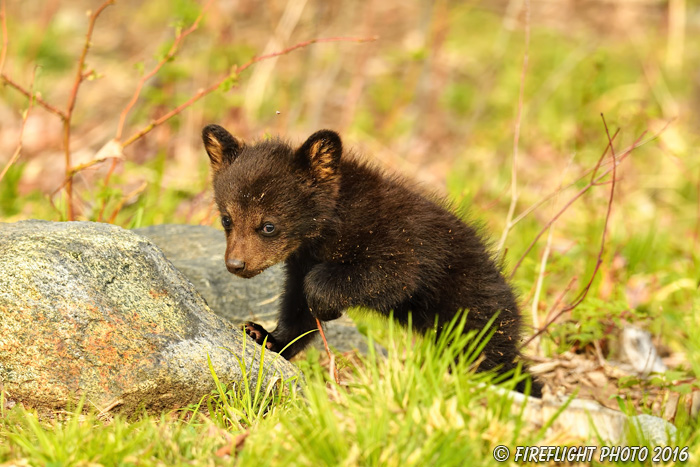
[296,130,342,183]
[202,124,243,174]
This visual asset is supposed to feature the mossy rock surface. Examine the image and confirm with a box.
[0,220,298,414]
[134,224,373,355]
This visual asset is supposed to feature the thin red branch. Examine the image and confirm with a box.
[509,127,661,280]
[1,73,67,119]
[1,0,65,119]
[0,68,35,183]
[544,276,578,323]
[237,35,378,75]
[510,130,619,233]
[562,113,618,306]
[115,0,214,140]
[65,155,118,178]
[521,276,577,349]
[121,35,377,148]
[81,69,94,80]
[66,0,114,118]
[62,0,114,220]
[589,129,617,183]
[121,82,218,147]
[316,317,339,385]
[51,139,125,196]
[521,116,630,348]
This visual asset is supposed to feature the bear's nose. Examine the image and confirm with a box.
[226,258,246,272]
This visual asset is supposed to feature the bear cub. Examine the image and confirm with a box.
[203,124,541,397]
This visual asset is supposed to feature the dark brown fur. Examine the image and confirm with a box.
[203,125,541,397]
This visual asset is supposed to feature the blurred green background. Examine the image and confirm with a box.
[1,0,699,415]
[2,1,700,463]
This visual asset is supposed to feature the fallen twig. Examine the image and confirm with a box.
[316,317,339,385]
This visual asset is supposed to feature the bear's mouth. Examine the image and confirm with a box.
[229,267,264,279]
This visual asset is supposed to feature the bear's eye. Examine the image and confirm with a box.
[221,216,232,229]
[260,222,276,236]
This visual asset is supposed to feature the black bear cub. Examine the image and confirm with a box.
[203,125,541,397]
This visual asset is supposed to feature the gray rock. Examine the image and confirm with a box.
[133,224,284,326]
[630,414,677,446]
[134,224,372,355]
[0,220,298,414]
[495,387,677,445]
[621,325,667,375]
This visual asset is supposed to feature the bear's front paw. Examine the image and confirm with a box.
[307,302,344,321]
[304,265,345,321]
[243,322,279,351]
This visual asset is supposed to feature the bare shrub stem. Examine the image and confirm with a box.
[0,68,35,183]
[496,0,530,256]
[115,0,214,141]
[121,35,377,148]
[2,0,376,221]
[520,115,641,348]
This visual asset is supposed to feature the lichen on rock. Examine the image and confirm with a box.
[0,220,298,415]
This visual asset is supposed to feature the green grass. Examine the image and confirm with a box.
[0,401,229,465]
[2,317,698,466]
[2,1,700,465]
[0,318,535,466]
